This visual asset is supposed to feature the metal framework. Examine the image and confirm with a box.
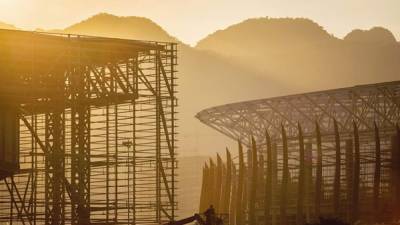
[197,81,400,225]
[0,29,178,225]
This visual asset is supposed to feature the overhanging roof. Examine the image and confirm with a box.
[196,81,400,146]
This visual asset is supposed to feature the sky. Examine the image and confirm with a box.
[0,0,399,46]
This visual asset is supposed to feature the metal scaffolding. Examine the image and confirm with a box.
[197,81,400,225]
[0,29,178,225]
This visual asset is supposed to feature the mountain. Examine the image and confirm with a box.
[196,17,400,93]
[64,13,176,42]
[344,27,397,44]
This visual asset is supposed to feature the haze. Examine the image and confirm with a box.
[0,0,400,46]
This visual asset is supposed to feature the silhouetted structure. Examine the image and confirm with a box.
[0,29,178,225]
[197,81,400,225]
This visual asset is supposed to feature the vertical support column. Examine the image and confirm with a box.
[352,122,360,223]
[106,105,110,223]
[280,125,289,225]
[71,65,91,225]
[391,125,400,220]
[345,139,353,223]
[114,105,118,223]
[373,122,381,222]
[10,176,14,225]
[265,130,273,225]
[154,50,165,224]
[249,137,258,225]
[230,163,237,225]
[209,159,216,208]
[272,142,278,225]
[220,165,226,213]
[199,163,208,212]
[45,108,65,225]
[44,67,65,225]
[236,141,245,225]
[170,43,176,221]
[216,154,223,212]
[33,115,38,225]
[155,50,161,223]
[297,124,305,225]
[333,120,341,216]
[259,154,265,223]
[223,149,232,214]
[130,56,139,225]
[305,142,313,223]
[315,122,323,217]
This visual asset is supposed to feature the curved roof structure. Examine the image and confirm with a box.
[196,81,400,146]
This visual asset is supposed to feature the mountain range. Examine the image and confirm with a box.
[1,13,399,218]
[2,14,399,157]
[2,14,399,156]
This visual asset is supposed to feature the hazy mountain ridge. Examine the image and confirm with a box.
[64,13,177,42]
[344,27,398,44]
[196,17,400,92]
[198,18,336,48]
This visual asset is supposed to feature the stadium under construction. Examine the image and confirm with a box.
[0,29,177,225]
[196,81,400,225]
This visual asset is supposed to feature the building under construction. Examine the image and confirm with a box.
[0,29,177,225]
[196,81,400,225]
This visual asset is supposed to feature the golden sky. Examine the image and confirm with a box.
[0,0,399,45]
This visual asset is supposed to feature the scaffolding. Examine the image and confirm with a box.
[0,29,178,225]
[196,81,400,225]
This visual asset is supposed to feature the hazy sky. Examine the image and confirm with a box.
[0,0,399,45]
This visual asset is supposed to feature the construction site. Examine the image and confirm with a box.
[0,27,400,225]
[0,29,177,225]
[196,81,400,225]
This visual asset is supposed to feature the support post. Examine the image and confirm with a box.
[209,159,216,208]
[391,125,400,220]
[70,65,91,225]
[199,164,208,213]
[373,122,381,222]
[280,125,289,225]
[223,149,232,214]
[345,139,353,223]
[230,163,237,225]
[45,108,65,225]
[265,130,273,225]
[315,122,323,218]
[352,122,360,223]
[297,124,305,225]
[249,137,258,225]
[236,141,245,225]
[333,120,341,215]
[216,154,223,212]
